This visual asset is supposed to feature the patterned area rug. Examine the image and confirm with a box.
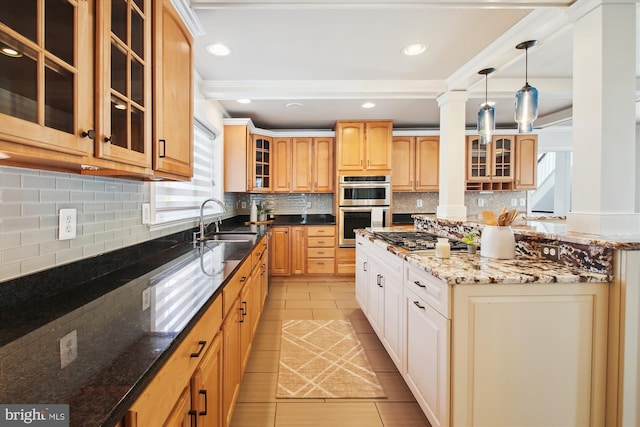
[277,319,386,398]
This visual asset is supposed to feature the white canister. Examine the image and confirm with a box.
[250,200,258,223]
[480,226,516,259]
[435,238,451,259]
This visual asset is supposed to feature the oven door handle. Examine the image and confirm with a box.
[339,206,374,212]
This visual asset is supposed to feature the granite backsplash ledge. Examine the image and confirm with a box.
[413,215,616,278]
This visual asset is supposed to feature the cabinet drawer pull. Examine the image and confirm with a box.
[413,301,426,310]
[414,280,426,288]
[317,251,325,255]
[240,276,248,283]
[376,274,383,287]
[190,340,207,358]
[159,139,166,158]
[199,389,208,416]
[104,135,113,143]
[239,307,245,323]
[242,300,247,315]
[363,261,367,271]
[317,241,325,244]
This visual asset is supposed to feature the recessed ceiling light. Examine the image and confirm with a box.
[361,102,376,109]
[286,102,303,109]
[206,43,231,56]
[1,47,22,58]
[402,43,428,56]
[237,99,252,104]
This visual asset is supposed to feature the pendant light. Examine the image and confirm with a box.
[514,40,538,133]
[477,67,496,145]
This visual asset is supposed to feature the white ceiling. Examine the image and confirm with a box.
[183,0,620,131]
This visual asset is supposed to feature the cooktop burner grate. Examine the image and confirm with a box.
[373,231,468,251]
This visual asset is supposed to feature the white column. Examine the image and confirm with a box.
[566,0,640,234]
[436,91,468,220]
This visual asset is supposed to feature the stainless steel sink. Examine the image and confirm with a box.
[206,232,257,243]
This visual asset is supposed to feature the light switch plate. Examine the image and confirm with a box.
[58,208,77,240]
[60,330,78,369]
[142,203,151,225]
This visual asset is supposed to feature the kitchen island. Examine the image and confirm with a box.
[355,228,609,427]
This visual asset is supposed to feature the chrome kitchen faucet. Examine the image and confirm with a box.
[195,197,227,242]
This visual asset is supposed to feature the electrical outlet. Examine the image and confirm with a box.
[241,201,246,209]
[142,203,151,225]
[60,330,78,369]
[520,198,526,206]
[511,198,518,207]
[58,208,77,240]
[142,287,151,311]
[307,201,312,208]
[416,199,423,207]
[477,198,486,207]
[541,244,560,261]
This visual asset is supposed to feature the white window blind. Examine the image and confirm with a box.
[150,118,219,226]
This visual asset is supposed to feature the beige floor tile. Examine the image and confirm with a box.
[230,403,277,427]
[335,299,359,309]
[237,372,278,402]
[375,402,433,427]
[308,291,336,300]
[264,299,286,310]
[357,333,386,351]
[375,372,417,402]
[332,291,358,300]
[255,319,282,335]
[366,349,398,372]
[350,317,375,334]
[262,309,314,320]
[280,292,310,300]
[287,285,332,293]
[252,333,282,351]
[328,284,355,292]
[311,309,353,320]
[275,402,384,427]
[285,300,337,309]
[245,350,280,373]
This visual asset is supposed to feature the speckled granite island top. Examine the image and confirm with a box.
[357,228,610,284]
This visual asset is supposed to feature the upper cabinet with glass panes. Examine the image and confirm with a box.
[0,0,94,157]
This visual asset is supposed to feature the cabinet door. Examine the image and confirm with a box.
[391,136,415,191]
[163,386,194,427]
[222,299,242,427]
[290,226,306,275]
[415,136,439,191]
[153,0,193,179]
[251,135,271,191]
[366,258,385,336]
[191,334,223,427]
[291,137,312,192]
[313,137,334,192]
[273,137,292,192]
[466,136,491,182]
[365,121,393,171]
[382,271,403,370]
[405,288,450,427]
[269,227,290,275]
[515,135,538,189]
[96,0,153,168]
[0,0,94,157]
[239,282,252,371]
[355,240,369,311]
[492,136,514,181]
[336,122,365,171]
[223,125,250,192]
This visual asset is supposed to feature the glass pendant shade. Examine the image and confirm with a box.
[478,104,495,144]
[515,83,538,133]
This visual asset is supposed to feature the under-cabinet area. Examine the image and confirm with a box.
[355,231,609,427]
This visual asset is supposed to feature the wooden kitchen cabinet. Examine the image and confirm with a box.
[152,0,194,180]
[306,226,336,274]
[223,124,251,192]
[273,137,292,192]
[336,120,392,173]
[466,135,515,191]
[269,226,336,276]
[222,296,242,427]
[291,137,335,192]
[163,386,194,427]
[0,0,94,165]
[291,226,306,275]
[514,135,538,189]
[95,0,153,169]
[392,136,439,191]
[190,333,223,427]
[251,134,272,191]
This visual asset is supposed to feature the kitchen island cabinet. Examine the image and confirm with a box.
[355,229,609,427]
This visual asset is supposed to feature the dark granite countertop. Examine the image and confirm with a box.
[0,219,268,427]
[270,213,336,225]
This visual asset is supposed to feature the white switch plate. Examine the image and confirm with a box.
[511,198,518,207]
[58,208,77,240]
[416,199,423,207]
[307,201,312,208]
[60,330,78,369]
[142,203,151,224]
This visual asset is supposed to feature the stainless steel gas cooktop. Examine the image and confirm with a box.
[372,231,468,251]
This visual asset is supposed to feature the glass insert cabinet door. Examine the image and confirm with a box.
[96,0,152,168]
[0,0,93,156]
[468,137,489,179]
[252,135,271,191]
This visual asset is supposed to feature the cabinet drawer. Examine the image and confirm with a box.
[251,236,267,269]
[307,225,335,237]
[223,258,251,316]
[307,236,335,247]
[405,262,450,319]
[307,247,335,259]
[307,259,335,274]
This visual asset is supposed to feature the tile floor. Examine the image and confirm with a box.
[230,278,432,427]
